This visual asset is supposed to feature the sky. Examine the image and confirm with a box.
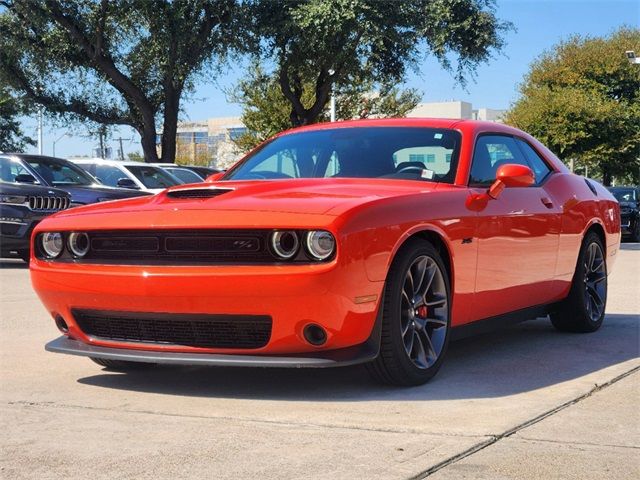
[20,0,640,159]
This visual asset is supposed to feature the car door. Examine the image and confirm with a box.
[469,134,561,320]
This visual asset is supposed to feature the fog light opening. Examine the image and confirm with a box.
[55,315,69,334]
[303,324,327,346]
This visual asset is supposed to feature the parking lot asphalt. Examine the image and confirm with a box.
[1,244,638,480]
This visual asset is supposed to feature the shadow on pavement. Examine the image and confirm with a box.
[77,313,640,401]
[620,242,639,251]
[0,258,28,269]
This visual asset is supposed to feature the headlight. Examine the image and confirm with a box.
[305,230,335,260]
[41,232,64,258]
[271,230,299,259]
[68,232,90,257]
[0,194,27,205]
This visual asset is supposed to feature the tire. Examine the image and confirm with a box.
[367,238,451,386]
[17,249,30,263]
[90,357,155,370]
[631,219,640,243]
[550,232,607,333]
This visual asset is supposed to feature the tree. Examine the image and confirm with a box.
[232,64,421,151]
[0,0,238,162]
[0,86,35,152]
[248,0,510,127]
[505,28,640,185]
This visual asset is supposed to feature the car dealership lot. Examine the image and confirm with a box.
[0,245,638,480]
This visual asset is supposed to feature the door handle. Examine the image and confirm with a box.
[541,197,554,209]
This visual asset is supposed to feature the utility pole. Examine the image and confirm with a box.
[328,69,336,122]
[99,130,105,158]
[37,107,43,155]
[113,137,131,160]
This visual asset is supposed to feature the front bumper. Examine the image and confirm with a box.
[46,335,379,368]
[31,258,384,357]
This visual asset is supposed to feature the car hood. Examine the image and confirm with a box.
[38,178,442,230]
[58,184,149,202]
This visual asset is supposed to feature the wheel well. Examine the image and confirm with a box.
[586,222,606,249]
[408,230,453,284]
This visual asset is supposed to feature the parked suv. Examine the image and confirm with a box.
[0,154,150,205]
[608,186,640,242]
[0,180,70,261]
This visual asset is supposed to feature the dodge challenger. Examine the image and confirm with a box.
[30,119,620,386]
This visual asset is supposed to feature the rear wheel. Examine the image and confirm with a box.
[367,239,451,386]
[90,357,155,370]
[631,219,640,243]
[550,232,607,333]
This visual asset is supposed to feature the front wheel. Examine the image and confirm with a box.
[367,239,451,386]
[550,232,607,333]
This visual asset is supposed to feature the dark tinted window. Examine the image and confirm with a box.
[165,167,202,184]
[515,139,552,184]
[226,127,462,183]
[469,135,529,186]
[125,166,181,189]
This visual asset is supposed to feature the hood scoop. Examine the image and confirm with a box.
[166,187,234,199]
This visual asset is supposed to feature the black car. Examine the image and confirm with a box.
[608,186,640,242]
[0,181,70,261]
[0,154,151,206]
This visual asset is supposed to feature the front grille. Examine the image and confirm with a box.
[29,196,69,211]
[166,188,233,199]
[81,229,275,264]
[73,309,272,349]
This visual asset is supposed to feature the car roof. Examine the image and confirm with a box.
[275,117,524,138]
[69,158,161,167]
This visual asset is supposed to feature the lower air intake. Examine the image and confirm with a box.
[73,309,272,349]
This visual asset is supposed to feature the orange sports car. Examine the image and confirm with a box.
[31,119,620,385]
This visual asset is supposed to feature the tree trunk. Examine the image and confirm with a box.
[602,168,612,186]
[160,84,180,164]
[139,126,159,163]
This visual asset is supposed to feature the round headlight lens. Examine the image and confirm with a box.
[68,232,90,257]
[305,230,335,260]
[271,230,299,259]
[41,232,64,258]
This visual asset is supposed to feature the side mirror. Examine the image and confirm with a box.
[206,172,225,182]
[15,173,37,184]
[116,177,140,189]
[488,164,535,199]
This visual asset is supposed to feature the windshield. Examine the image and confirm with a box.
[0,156,38,183]
[165,167,202,184]
[225,127,461,183]
[125,165,181,189]
[25,157,96,186]
[611,189,636,202]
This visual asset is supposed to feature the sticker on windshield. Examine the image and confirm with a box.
[434,133,443,139]
[421,169,434,180]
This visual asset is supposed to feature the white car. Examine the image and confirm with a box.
[68,159,183,194]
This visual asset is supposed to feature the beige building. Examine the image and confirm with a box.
[167,101,505,168]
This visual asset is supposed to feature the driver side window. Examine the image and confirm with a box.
[469,135,529,186]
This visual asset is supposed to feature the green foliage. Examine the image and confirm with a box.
[0,0,239,162]
[0,86,34,152]
[505,27,640,185]
[248,0,511,126]
[232,64,421,151]
[127,151,144,162]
